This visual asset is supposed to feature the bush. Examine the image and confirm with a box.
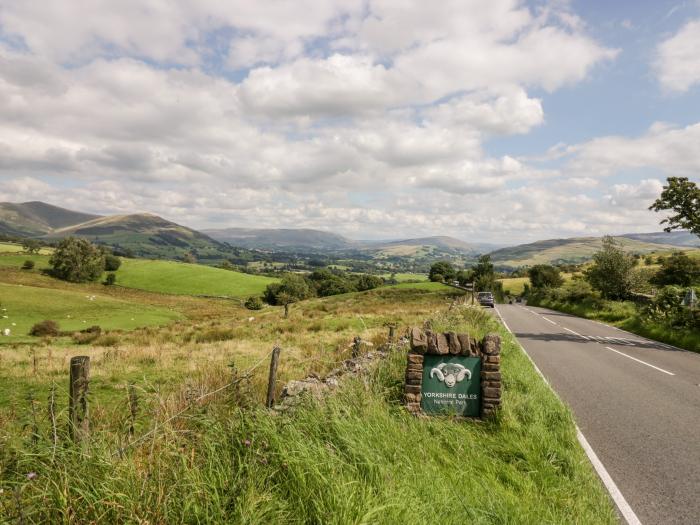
[29,320,60,337]
[244,296,264,310]
[104,254,122,271]
[73,326,102,344]
[104,273,117,286]
[21,260,35,270]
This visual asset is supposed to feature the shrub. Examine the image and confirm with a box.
[528,264,564,289]
[104,254,122,271]
[29,320,60,337]
[429,262,456,282]
[244,296,264,310]
[21,260,35,270]
[104,273,117,286]
[72,326,102,344]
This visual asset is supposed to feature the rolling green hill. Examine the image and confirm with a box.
[43,213,241,261]
[489,236,681,268]
[0,282,180,342]
[0,201,100,236]
[112,259,278,297]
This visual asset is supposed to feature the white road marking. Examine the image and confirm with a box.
[576,429,642,525]
[497,306,642,525]
[563,327,589,340]
[605,337,635,346]
[604,346,675,376]
[541,316,558,326]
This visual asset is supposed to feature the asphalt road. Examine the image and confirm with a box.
[495,303,700,525]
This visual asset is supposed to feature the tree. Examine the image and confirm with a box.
[103,273,117,285]
[528,265,564,289]
[21,239,42,254]
[649,177,700,237]
[584,236,636,300]
[263,273,314,317]
[472,255,497,292]
[356,274,383,291]
[651,252,700,287]
[429,261,456,282]
[104,254,122,271]
[49,237,105,283]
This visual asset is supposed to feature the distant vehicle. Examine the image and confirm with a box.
[451,280,460,286]
[515,296,523,303]
[477,292,495,308]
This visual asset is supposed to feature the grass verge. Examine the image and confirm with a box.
[529,296,700,352]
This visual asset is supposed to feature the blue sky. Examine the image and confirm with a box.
[0,0,698,243]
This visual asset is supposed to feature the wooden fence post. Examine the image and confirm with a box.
[352,336,362,358]
[69,356,90,442]
[266,347,281,408]
[388,326,395,343]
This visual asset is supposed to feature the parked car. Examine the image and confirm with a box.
[477,291,495,308]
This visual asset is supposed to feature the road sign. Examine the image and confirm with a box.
[420,355,481,417]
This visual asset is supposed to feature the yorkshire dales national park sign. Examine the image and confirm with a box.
[405,328,501,419]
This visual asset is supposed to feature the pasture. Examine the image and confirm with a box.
[0,282,180,343]
[113,259,278,297]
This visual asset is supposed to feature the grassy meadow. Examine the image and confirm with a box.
[0,284,616,523]
[113,258,277,297]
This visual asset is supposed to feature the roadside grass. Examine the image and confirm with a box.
[0,282,180,343]
[112,258,278,297]
[530,296,700,352]
[0,305,615,524]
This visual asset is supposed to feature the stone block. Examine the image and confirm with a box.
[406,371,422,382]
[405,384,421,394]
[435,333,449,355]
[483,387,501,398]
[482,333,501,355]
[481,371,501,381]
[447,332,461,354]
[407,354,423,365]
[404,393,421,403]
[482,363,499,372]
[457,333,471,355]
[411,327,428,353]
[486,355,501,364]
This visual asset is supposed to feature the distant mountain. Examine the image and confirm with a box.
[203,227,354,251]
[43,213,239,261]
[0,201,101,236]
[489,236,683,268]
[369,236,499,255]
[619,231,699,248]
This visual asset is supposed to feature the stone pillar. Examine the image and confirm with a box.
[480,333,501,418]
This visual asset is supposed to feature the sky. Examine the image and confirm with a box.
[0,0,699,244]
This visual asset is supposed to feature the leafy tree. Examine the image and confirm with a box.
[103,273,117,286]
[104,254,122,271]
[49,237,105,283]
[263,273,314,317]
[21,239,42,254]
[472,255,497,292]
[649,177,700,237]
[356,274,383,291]
[455,270,473,286]
[183,252,197,264]
[528,265,564,289]
[584,236,636,300]
[429,261,456,282]
[430,273,444,283]
[651,252,700,287]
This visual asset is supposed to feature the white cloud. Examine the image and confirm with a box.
[655,19,700,92]
[0,0,652,243]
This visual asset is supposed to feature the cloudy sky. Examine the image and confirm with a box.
[0,0,699,243]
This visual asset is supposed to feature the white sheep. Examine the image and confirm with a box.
[2,328,10,336]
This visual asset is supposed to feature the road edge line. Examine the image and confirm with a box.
[494,306,642,525]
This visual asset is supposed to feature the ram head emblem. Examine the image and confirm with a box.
[430,363,471,388]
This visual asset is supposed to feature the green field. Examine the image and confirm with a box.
[0,242,52,255]
[498,276,530,295]
[0,282,180,342]
[383,272,428,282]
[113,259,278,297]
[0,253,51,270]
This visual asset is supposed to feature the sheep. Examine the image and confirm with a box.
[430,363,471,388]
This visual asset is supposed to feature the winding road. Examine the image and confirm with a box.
[495,303,700,525]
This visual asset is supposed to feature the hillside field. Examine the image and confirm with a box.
[113,259,277,297]
[0,282,180,343]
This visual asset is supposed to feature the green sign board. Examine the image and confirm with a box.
[420,355,481,417]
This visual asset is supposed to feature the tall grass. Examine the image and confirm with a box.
[1,307,616,524]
